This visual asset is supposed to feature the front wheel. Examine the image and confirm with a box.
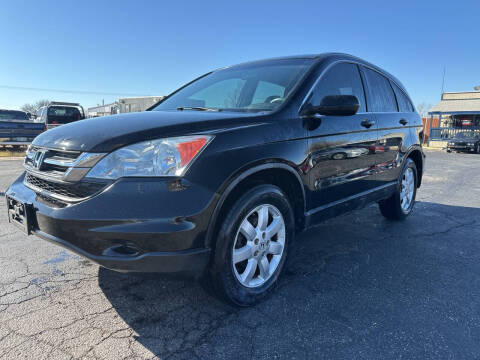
[379,158,417,220]
[209,185,294,306]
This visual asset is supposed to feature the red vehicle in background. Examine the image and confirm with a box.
[454,116,474,127]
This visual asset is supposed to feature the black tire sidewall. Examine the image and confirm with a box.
[211,185,294,306]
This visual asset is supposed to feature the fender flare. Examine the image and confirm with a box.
[403,145,425,187]
[204,162,306,249]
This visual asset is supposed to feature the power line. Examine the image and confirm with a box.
[0,85,150,97]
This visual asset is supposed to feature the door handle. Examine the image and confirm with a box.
[399,118,408,125]
[361,119,375,129]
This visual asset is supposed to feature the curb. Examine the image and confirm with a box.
[0,151,26,158]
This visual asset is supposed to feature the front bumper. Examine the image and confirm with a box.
[447,144,476,152]
[6,172,215,276]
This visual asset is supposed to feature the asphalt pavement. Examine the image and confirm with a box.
[1,149,480,359]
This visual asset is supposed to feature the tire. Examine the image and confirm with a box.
[379,158,417,220]
[477,144,480,154]
[446,149,452,153]
[209,184,294,306]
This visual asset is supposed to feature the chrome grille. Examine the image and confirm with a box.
[25,146,82,180]
[25,173,107,202]
[24,146,106,182]
[23,146,108,202]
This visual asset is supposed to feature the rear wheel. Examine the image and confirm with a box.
[209,184,294,306]
[379,158,417,220]
[477,144,480,154]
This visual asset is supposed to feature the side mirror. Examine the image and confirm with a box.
[302,95,360,116]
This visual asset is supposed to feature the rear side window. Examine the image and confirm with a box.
[391,82,414,112]
[362,68,397,112]
[310,63,366,113]
[36,107,44,119]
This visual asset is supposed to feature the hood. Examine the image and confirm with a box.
[32,110,262,152]
[450,137,478,142]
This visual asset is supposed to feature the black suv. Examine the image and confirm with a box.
[6,53,424,306]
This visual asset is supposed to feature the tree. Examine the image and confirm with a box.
[416,102,432,118]
[21,99,50,115]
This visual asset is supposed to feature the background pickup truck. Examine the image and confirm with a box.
[0,109,44,148]
[35,102,85,130]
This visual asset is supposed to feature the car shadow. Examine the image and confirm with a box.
[98,201,480,359]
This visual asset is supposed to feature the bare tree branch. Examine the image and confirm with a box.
[20,99,50,115]
[416,102,432,117]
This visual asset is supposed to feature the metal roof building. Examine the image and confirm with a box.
[427,92,480,143]
[430,92,480,114]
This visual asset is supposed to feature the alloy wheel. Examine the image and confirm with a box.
[400,167,415,212]
[232,204,286,288]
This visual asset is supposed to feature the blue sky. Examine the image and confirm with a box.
[1,0,479,111]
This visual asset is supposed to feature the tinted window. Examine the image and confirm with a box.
[47,106,82,124]
[310,63,366,112]
[0,110,29,120]
[391,82,414,112]
[363,68,397,112]
[455,132,479,139]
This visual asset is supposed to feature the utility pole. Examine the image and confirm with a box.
[441,66,446,97]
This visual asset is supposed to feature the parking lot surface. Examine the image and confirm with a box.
[1,150,480,359]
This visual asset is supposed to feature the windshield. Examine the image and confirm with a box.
[455,132,479,139]
[0,110,29,121]
[153,59,314,112]
[47,106,83,124]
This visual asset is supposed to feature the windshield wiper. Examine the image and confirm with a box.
[176,106,221,112]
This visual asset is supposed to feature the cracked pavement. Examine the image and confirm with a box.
[1,149,480,359]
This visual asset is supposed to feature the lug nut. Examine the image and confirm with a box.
[254,251,259,256]
[254,239,259,245]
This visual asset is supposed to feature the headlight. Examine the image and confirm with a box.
[467,143,474,146]
[86,135,212,179]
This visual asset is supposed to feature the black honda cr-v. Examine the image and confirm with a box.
[6,53,425,306]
